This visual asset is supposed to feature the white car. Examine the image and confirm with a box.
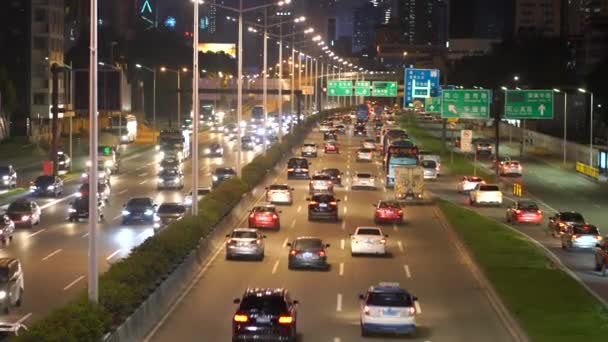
[301,143,318,157]
[319,123,333,132]
[419,154,441,175]
[352,172,376,189]
[351,226,387,255]
[420,160,438,180]
[81,165,111,184]
[362,139,376,150]
[457,176,485,193]
[356,149,374,162]
[265,184,294,205]
[359,282,417,337]
[184,187,211,206]
[225,228,265,260]
[469,183,502,206]
[309,174,334,194]
[500,160,522,176]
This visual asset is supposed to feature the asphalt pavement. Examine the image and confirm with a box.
[0,130,261,326]
[146,124,516,341]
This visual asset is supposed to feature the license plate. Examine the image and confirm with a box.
[319,203,327,208]
[365,239,374,244]
[382,308,398,316]
[256,316,271,323]
[303,252,313,259]
[295,168,301,172]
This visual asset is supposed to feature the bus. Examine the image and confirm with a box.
[251,105,264,124]
[201,104,215,126]
[356,104,369,122]
[384,140,419,187]
[106,114,137,144]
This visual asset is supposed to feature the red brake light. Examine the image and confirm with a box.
[571,234,578,240]
[272,214,278,219]
[380,238,386,244]
[287,168,294,172]
[318,250,326,256]
[249,213,255,219]
[363,306,370,315]
[309,200,318,205]
[278,316,293,324]
[301,168,308,172]
[290,250,299,255]
[408,306,416,315]
[537,210,542,214]
[226,239,234,244]
[330,201,337,206]
[234,314,249,322]
[515,209,521,214]
[252,239,261,245]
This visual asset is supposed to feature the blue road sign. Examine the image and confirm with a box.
[403,69,441,108]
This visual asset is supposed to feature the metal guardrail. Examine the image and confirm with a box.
[575,162,599,179]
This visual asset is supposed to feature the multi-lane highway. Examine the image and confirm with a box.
[146,122,516,341]
[0,130,262,326]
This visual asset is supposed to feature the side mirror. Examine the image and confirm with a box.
[123,204,126,207]
[293,300,299,305]
[265,187,269,190]
[279,211,283,214]
[336,199,341,202]
[306,198,311,201]
[371,204,377,207]
[385,234,389,238]
[325,244,331,248]
[233,298,241,304]
[291,188,295,191]
[225,234,230,238]
[412,296,418,301]
[286,242,292,247]
[262,235,267,238]
[358,294,365,300]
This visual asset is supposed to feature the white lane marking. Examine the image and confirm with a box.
[282,238,289,247]
[118,189,128,195]
[112,213,123,221]
[341,220,346,231]
[26,229,47,239]
[593,203,601,208]
[106,249,121,261]
[343,206,348,214]
[340,239,345,250]
[333,338,341,342]
[336,293,343,312]
[397,241,404,253]
[40,193,77,210]
[138,172,148,177]
[81,232,89,238]
[290,219,296,229]
[297,205,302,213]
[415,300,422,314]
[339,262,344,276]
[139,180,147,185]
[42,249,62,261]
[344,195,348,202]
[404,265,411,278]
[136,231,148,240]
[383,187,387,192]
[393,223,398,232]
[16,313,32,324]
[272,260,280,274]
[63,275,85,291]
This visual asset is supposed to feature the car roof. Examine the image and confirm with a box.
[233,228,258,233]
[0,258,17,268]
[356,226,382,233]
[369,282,408,294]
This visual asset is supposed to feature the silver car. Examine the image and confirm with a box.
[225,228,266,260]
[309,173,334,195]
[154,202,186,230]
[356,148,373,162]
[266,184,294,205]
[421,160,438,180]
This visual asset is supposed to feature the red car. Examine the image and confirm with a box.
[248,205,281,229]
[373,200,403,224]
[505,200,542,224]
[324,142,339,154]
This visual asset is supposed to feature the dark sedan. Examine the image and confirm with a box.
[203,143,224,157]
[121,197,157,224]
[287,237,330,270]
[68,196,104,222]
[307,194,340,221]
[154,202,186,230]
[212,167,237,189]
[29,176,63,197]
[320,168,342,186]
[5,200,41,228]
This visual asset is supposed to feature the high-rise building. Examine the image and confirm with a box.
[514,0,561,36]
[398,0,450,46]
[353,1,386,53]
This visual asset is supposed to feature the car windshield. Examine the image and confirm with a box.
[252,206,275,213]
[157,204,186,214]
[295,238,323,249]
[313,195,335,202]
[321,169,339,176]
[357,228,381,235]
[0,167,9,174]
[304,144,315,147]
[560,213,585,222]
[312,175,330,180]
[479,185,499,191]
[239,295,287,313]
[232,231,258,239]
[269,184,289,190]
[573,225,600,235]
[518,202,538,210]
[379,201,400,208]
[160,169,180,176]
[356,173,372,178]
[215,168,235,175]
[161,159,178,165]
[0,268,9,283]
[468,177,482,182]
[7,202,29,212]
[127,198,152,207]
[359,149,372,153]
[35,176,54,184]
[288,159,308,167]
[421,160,437,168]
[367,292,412,307]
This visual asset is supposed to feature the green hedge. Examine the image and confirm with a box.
[14,109,338,341]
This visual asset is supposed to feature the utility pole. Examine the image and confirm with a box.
[237,0,243,174]
[192,0,200,215]
[278,24,283,140]
[50,63,62,176]
[88,0,99,304]
[262,7,268,151]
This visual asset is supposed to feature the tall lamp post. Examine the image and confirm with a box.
[553,88,567,165]
[160,66,188,127]
[88,0,99,303]
[135,63,157,142]
[579,88,594,166]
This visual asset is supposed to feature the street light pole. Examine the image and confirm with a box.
[177,70,181,126]
[88,0,99,303]
[590,92,594,166]
[278,25,283,140]
[291,41,295,116]
[153,69,156,141]
[262,7,268,151]
[192,0,200,216]
[563,92,567,165]
[237,0,243,175]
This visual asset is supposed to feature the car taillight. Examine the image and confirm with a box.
[287,168,294,171]
[515,209,521,214]
[397,209,403,214]
[318,250,326,257]
[226,239,235,244]
[537,210,542,215]
[328,181,333,186]
[597,236,603,241]
[290,250,299,255]
[278,316,293,324]
[380,239,386,244]
[571,234,578,240]
[330,201,337,206]
[363,306,370,315]
[272,214,278,219]
[301,168,308,172]
[481,181,486,184]
[252,239,261,245]
[408,306,416,315]
[249,213,255,219]
[559,222,565,227]
[234,314,249,322]
[309,201,318,205]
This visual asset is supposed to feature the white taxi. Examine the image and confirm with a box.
[350,227,387,256]
[359,282,418,336]
[265,184,294,205]
[500,160,522,176]
[457,176,485,193]
[356,148,374,162]
[351,172,376,189]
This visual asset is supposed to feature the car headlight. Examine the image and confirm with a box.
[184,197,193,205]
[174,177,180,182]
[86,161,92,167]
[30,186,37,191]
[121,135,128,141]
[81,173,87,178]
[204,148,211,154]
[76,192,83,198]
[0,291,6,299]
[47,185,55,190]
[21,215,30,221]
[58,161,65,165]
[2,176,8,180]
[144,209,154,216]
[68,208,77,213]
[212,176,218,181]
[104,160,113,167]
[155,145,161,151]
[121,210,130,216]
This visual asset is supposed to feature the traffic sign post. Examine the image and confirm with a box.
[441,90,491,119]
[404,68,441,108]
[372,81,398,97]
[354,81,370,96]
[504,90,554,119]
[460,130,473,152]
[327,80,352,97]
[425,96,441,113]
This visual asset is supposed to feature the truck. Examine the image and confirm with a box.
[394,165,424,201]
[97,145,120,174]
[156,129,191,162]
[356,104,369,122]
[251,105,264,124]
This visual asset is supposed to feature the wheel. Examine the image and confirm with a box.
[226,254,232,260]
[595,261,602,272]
[469,199,475,206]
[561,242,567,250]
[8,236,12,242]
[506,216,511,223]
[360,325,369,337]
[3,305,8,315]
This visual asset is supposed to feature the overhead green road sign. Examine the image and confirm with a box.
[354,81,370,96]
[504,90,554,119]
[327,80,352,96]
[425,97,441,113]
[441,89,491,119]
[372,81,398,97]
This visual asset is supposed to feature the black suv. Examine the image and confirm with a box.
[212,167,237,189]
[287,158,310,179]
[30,175,63,197]
[121,197,156,224]
[68,196,104,222]
[232,288,298,341]
[307,193,340,221]
[354,125,367,137]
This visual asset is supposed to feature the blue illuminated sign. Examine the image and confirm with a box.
[403,68,441,108]
[164,16,176,28]
[141,0,152,14]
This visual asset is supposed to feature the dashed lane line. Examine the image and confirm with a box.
[26,229,47,239]
[404,265,411,278]
[336,293,343,312]
[290,219,296,229]
[42,249,62,261]
[340,239,345,250]
[106,249,121,261]
[397,241,404,253]
[272,260,280,274]
[16,313,32,324]
[339,262,344,276]
[63,275,85,291]
[282,238,289,247]
[414,300,422,314]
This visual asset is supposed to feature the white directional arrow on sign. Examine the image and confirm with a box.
[538,104,546,116]
[448,105,458,114]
